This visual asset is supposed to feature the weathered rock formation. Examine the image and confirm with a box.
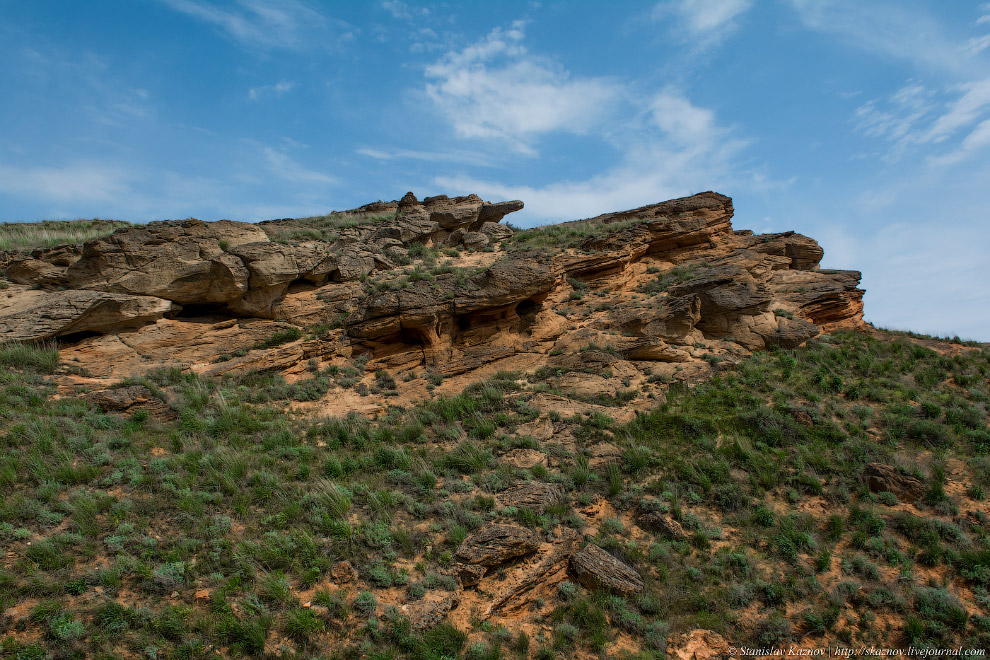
[1,191,865,406]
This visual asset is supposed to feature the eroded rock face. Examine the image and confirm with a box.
[0,285,174,342]
[1,191,865,400]
[1,193,525,339]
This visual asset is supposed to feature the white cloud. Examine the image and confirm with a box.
[159,0,332,50]
[434,86,747,223]
[356,147,492,166]
[418,24,755,222]
[852,78,990,167]
[789,0,989,78]
[0,161,135,203]
[380,1,428,21]
[262,147,337,186]
[650,92,719,145]
[652,0,752,45]
[248,80,296,101]
[924,79,990,142]
[423,22,622,154]
[928,118,990,167]
[852,82,936,159]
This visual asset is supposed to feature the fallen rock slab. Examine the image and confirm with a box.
[456,524,540,567]
[496,482,561,514]
[638,512,687,541]
[570,543,644,595]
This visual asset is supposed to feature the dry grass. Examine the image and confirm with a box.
[0,219,131,253]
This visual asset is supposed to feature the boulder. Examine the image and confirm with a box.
[496,482,561,513]
[403,592,459,630]
[570,543,644,595]
[330,561,357,584]
[864,463,925,502]
[446,563,487,587]
[460,232,490,251]
[82,385,174,420]
[637,512,687,541]
[749,231,824,270]
[61,219,265,303]
[479,222,514,242]
[767,316,820,349]
[455,524,540,567]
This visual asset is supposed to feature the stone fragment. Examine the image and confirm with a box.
[570,543,644,595]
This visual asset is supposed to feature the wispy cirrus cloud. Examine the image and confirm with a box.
[0,161,135,204]
[261,146,337,186]
[159,0,343,50]
[248,80,296,101]
[651,0,752,47]
[356,147,492,167]
[788,0,990,78]
[423,21,623,155]
[853,78,990,166]
[380,1,429,21]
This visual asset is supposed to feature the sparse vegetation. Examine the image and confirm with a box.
[0,219,131,254]
[1,330,987,656]
[260,212,397,243]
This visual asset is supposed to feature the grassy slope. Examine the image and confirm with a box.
[1,330,989,659]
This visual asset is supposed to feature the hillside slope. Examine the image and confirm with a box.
[1,194,987,659]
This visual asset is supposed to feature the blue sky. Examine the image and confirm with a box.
[1,1,989,340]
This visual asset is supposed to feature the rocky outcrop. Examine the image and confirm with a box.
[307,192,523,236]
[1,191,865,402]
[455,524,540,567]
[570,543,644,594]
[1,193,524,339]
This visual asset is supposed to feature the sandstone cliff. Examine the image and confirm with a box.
[0,191,863,411]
